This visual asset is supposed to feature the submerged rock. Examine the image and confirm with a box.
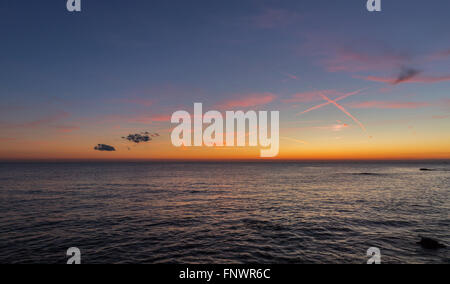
[417,237,446,249]
[354,173,383,176]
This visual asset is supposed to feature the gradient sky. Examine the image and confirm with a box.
[0,0,449,160]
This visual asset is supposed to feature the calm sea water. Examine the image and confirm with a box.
[0,162,448,264]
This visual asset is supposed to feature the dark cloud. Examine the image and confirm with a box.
[122,132,160,143]
[123,133,151,143]
[393,68,422,84]
[94,144,116,151]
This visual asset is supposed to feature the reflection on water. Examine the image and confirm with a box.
[0,162,449,264]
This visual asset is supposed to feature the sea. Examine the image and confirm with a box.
[0,162,448,264]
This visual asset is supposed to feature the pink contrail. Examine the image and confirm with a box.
[319,94,367,132]
[298,88,367,115]
[281,136,308,145]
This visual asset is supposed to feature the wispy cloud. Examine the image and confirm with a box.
[24,112,70,128]
[439,98,450,108]
[288,121,350,133]
[322,48,409,73]
[357,74,450,84]
[312,122,350,132]
[427,48,450,61]
[149,115,171,122]
[0,112,71,129]
[281,72,299,82]
[53,125,80,133]
[357,67,423,85]
[432,115,450,119]
[217,93,276,109]
[130,114,172,123]
[347,101,430,109]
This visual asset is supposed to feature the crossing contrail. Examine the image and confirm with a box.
[319,94,367,132]
[298,88,367,115]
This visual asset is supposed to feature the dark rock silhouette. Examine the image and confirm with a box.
[417,237,446,249]
[420,168,434,171]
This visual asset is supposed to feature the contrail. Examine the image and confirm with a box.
[319,94,367,132]
[298,88,367,115]
[281,136,308,145]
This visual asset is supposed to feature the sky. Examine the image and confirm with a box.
[0,0,449,160]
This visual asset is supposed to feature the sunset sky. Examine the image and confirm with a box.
[0,0,449,160]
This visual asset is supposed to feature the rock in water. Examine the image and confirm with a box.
[418,237,446,249]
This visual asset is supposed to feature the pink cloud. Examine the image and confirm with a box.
[438,98,450,109]
[217,93,276,109]
[281,72,299,82]
[432,115,450,119]
[0,112,70,131]
[347,101,430,109]
[294,121,350,133]
[149,115,171,122]
[427,49,450,61]
[87,113,170,125]
[53,125,80,133]
[323,49,408,73]
[314,123,350,132]
[128,114,172,124]
[305,37,447,76]
[20,112,70,129]
[284,73,298,80]
[330,123,350,132]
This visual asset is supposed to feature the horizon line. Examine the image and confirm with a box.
[1,158,449,163]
